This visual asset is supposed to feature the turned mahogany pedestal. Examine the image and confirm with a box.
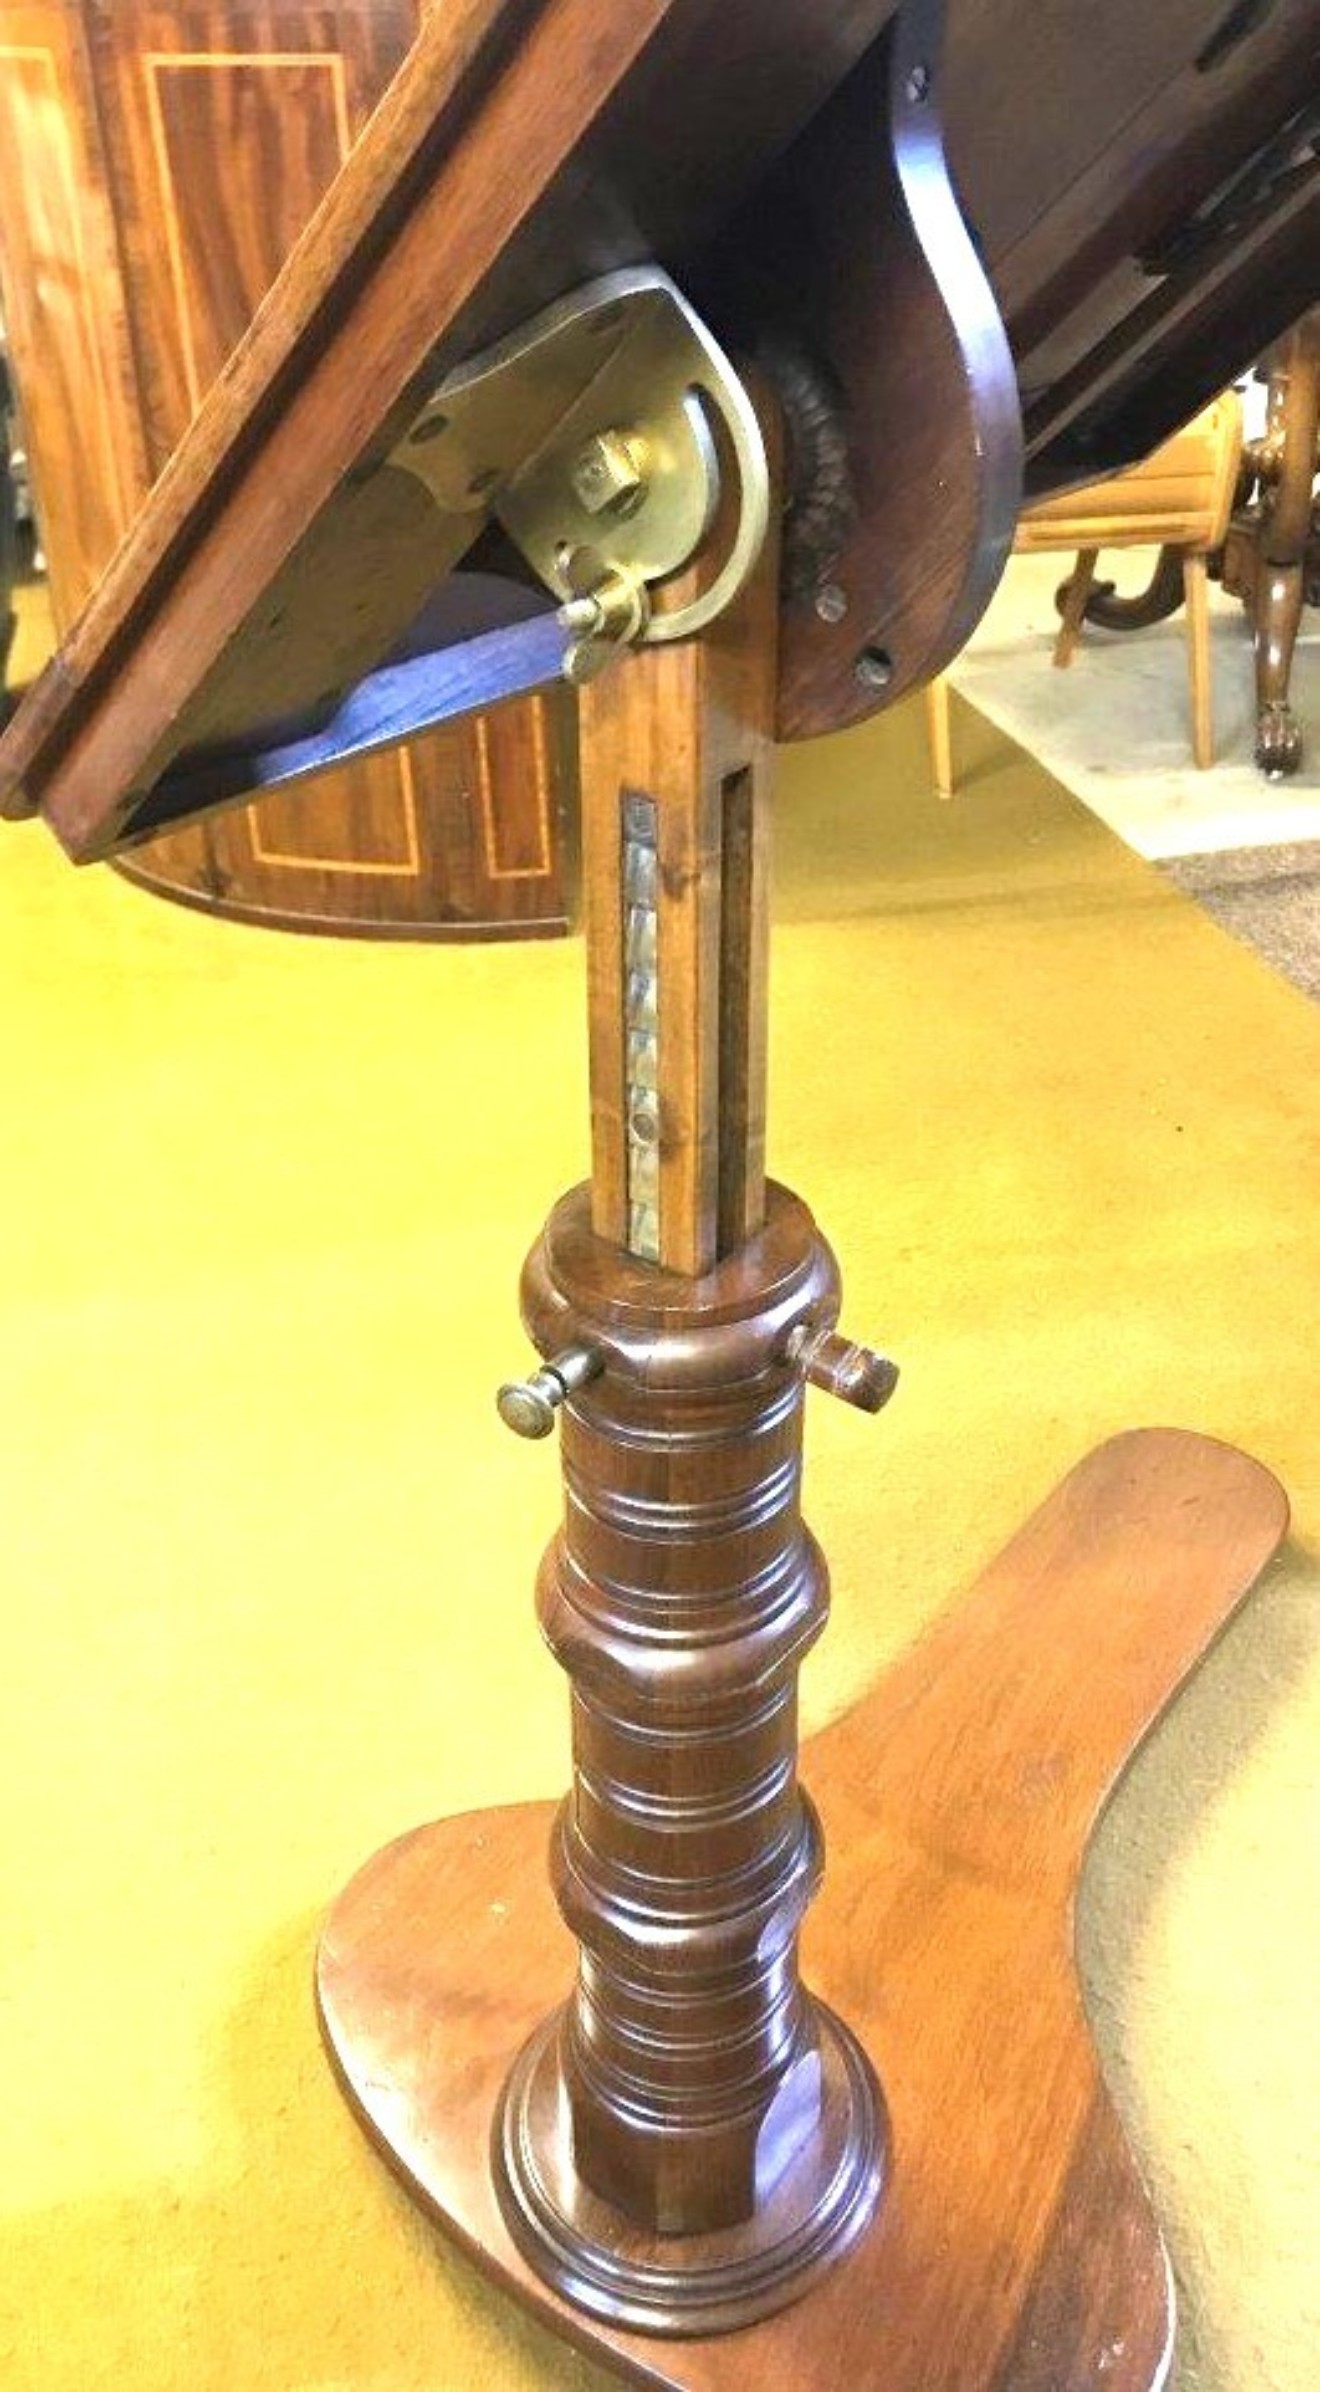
[0,2,1306,2377]
[491,1186,886,2333]
[319,1425,1286,2391]
[314,435,1288,2386]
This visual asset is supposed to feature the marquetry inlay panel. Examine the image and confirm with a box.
[474,702,555,881]
[0,0,570,939]
[621,791,662,1260]
[141,48,352,416]
[0,16,146,611]
[247,751,423,877]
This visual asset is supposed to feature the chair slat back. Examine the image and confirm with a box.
[1016,393,1242,555]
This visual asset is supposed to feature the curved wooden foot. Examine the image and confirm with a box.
[1253,560,1306,776]
[1255,696,1304,779]
[1249,313,1319,780]
[1053,546,1186,632]
[318,1428,1286,2391]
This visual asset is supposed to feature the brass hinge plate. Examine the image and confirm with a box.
[391,268,769,680]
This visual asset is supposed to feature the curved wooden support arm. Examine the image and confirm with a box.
[701,0,1023,739]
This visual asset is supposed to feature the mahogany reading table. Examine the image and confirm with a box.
[1,3,1313,2384]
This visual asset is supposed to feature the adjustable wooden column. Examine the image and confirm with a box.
[492,1188,887,2330]
[0,8,1303,2371]
[315,429,1289,2392]
[485,468,892,2328]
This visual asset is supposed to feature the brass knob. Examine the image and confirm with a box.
[557,561,650,683]
[786,1324,899,1415]
[496,1344,603,1439]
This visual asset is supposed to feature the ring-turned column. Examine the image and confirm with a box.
[492,1186,887,2333]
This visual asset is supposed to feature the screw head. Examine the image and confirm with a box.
[905,62,931,104]
[815,581,849,624]
[623,792,657,840]
[854,646,895,692]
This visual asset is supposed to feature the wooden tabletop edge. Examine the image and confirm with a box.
[0,0,555,811]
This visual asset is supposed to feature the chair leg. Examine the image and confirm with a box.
[1184,551,1213,768]
[925,675,954,800]
[1052,548,1100,667]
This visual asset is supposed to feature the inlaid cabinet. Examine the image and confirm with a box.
[0,0,570,936]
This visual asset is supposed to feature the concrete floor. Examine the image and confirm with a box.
[955,550,1320,858]
[947,552,1320,1000]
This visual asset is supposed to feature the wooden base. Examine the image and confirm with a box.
[317,1429,1287,2390]
[495,1996,885,2335]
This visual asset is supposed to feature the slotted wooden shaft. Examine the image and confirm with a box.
[576,426,780,1276]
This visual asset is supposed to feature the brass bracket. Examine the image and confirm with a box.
[391,268,769,682]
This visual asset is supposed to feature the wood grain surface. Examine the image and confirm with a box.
[1231,305,1320,777]
[2,0,1313,849]
[486,1186,885,2329]
[318,1427,1288,2392]
[964,0,1320,484]
[0,0,571,935]
[577,404,781,1271]
[0,0,901,855]
[701,0,1023,738]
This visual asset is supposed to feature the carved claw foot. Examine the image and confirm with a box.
[1256,700,1303,779]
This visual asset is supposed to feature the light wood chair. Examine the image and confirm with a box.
[927,391,1243,792]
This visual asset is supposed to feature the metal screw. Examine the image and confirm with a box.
[496,1344,603,1439]
[560,593,606,635]
[623,792,657,840]
[557,566,650,683]
[854,646,895,691]
[787,1324,899,1415]
[905,62,931,104]
[467,465,501,497]
[815,582,849,624]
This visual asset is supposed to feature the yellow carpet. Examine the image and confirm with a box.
[1,693,1316,2390]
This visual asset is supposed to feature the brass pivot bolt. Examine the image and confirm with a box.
[497,1344,603,1439]
[557,565,651,685]
[571,428,648,516]
[786,1324,899,1414]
